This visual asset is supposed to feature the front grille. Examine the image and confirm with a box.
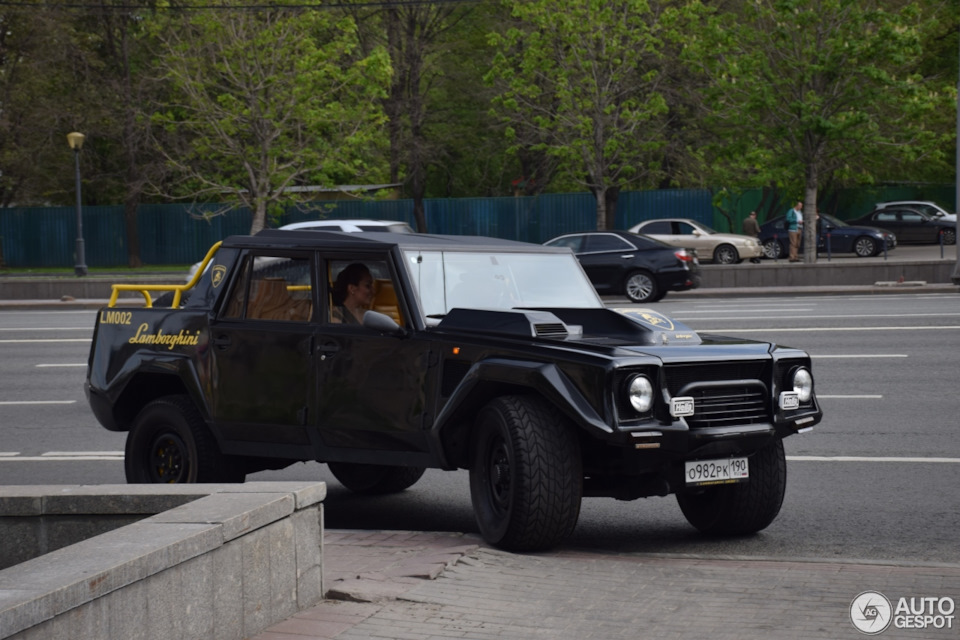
[665,362,770,429]
[685,383,768,429]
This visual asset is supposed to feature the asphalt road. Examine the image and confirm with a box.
[1,292,958,564]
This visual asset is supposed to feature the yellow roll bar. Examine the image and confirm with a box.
[107,241,223,309]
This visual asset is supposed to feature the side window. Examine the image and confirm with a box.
[677,222,697,235]
[641,221,670,234]
[875,212,897,222]
[901,211,924,223]
[585,234,632,253]
[547,235,584,252]
[222,255,314,322]
[328,259,403,326]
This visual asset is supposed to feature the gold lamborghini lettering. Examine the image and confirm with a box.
[128,323,201,351]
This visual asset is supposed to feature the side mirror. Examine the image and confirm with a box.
[363,309,404,336]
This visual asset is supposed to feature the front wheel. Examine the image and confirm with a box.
[125,395,244,483]
[676,439,786,536]
[469,395,582,551]
[853,236,877,257]
[624,270,658,303]
[713,244,739,264]
[327,463,426,495]
[942,229,957,245]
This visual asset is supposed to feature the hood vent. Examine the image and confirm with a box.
[534,323,568,339]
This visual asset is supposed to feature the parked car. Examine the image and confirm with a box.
[86,229,821,551]
[543,230,700,303]
[628,218,763,264]
[758,213,896,259]
[849,208,956,245]
[875,201,956,223]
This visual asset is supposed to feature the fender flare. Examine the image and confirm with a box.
[431,357,612,468]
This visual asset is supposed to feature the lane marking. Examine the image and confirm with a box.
[0,400,77,405]
[788,456,960,464]
[681,314,960,321]
[44,451,123,457]
[36,364,87,368]
[810,354,907,359]
[816,395,883,399]
[0,327,92,331]
[0,455,123,461]
[698,326,960,333]
[0,339,91,344]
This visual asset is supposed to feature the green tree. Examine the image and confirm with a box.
[684,0,950,261]
[150,5,390,234]
[487,0,671,230]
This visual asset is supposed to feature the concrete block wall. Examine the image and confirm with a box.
[0,482,325,640]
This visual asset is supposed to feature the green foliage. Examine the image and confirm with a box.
[149,4,390,232]
[488,0,674,228]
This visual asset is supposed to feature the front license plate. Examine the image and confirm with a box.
[684,457,749,486]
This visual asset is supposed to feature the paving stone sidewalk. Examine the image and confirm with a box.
[250,530,960,640]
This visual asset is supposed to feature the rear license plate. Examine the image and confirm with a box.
[684,457,749,486]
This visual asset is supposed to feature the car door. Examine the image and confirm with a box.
[208,252,318,453]
[897,209,930,243]
[311,253,435,463]
[574,233,639,293]
[868,210,901,239]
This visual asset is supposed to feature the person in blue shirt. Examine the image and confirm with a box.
[786,201,802,262]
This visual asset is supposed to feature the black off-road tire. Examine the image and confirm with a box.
[327,463,426,495]
[676,439,786,536]
[125,395,244,483]
[469,395,582,551]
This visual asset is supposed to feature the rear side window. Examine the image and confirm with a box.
[222,255,314,322]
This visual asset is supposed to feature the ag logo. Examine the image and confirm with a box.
[211,265,227,288]
[851,591,892,635]
[618,309,675,331]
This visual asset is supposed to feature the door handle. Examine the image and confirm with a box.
[212,334,232,350]
[319,341,340,360]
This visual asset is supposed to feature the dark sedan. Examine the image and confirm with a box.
[758,213,896,259]
[849,207,956,245]
[544,230,700,302]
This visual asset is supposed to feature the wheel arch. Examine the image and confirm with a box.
[106,358,209,432]
[433,358,611,469]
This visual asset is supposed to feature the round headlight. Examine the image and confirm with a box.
[792,367,813,403]
[627,375,654,413]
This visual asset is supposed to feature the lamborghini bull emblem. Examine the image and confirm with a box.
[211,265,227,288]
[619,309,676,331]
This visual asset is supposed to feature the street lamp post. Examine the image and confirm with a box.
[67,132,87,277]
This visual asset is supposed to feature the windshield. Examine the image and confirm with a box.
[403,250,603,323]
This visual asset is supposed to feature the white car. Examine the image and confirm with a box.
[875,201,956,223]
[628,218,763,264]
[186,219,414,281]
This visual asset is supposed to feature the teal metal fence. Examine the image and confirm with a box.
[0,185,952,268]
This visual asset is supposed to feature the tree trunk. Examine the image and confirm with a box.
[803,166,819,263]
[251,199,267,234]
[593,186,607,231]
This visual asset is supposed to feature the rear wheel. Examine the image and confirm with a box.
[853,236,877,257]
[469,395,582,551]
[125,395,244,483]
[327,463,426,495]
[713,244,739,264]
[624,270,658,303]
[676,439,786,536]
